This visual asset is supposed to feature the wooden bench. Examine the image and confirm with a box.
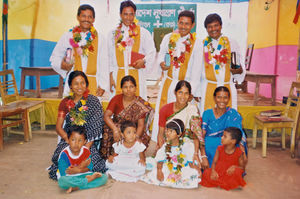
[19,67,64,98]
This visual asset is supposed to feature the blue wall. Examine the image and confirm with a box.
[1,39,60,92]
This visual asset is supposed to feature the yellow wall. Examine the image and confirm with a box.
[7,0,37,40]
[3,0,79,41]
[248,0,300,48]
[35,0,80,42]
[248,0,279,48]
[278,0,300,45]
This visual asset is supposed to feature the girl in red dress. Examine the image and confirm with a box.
[200,127,246,190]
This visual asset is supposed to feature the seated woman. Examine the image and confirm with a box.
[100,75,153,159]
[49,71,106,180]
[201,86,248,168]
[157,80,204,163]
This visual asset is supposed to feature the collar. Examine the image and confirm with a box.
[121,23,131,31]
[180,33,190,40]
[211,33,223,41]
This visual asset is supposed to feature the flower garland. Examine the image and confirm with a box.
[203,36,231,74]
[168,32,195,69]
[114,22,138,52]
[66,89,89,126]
[165,138,186,183]
[69,26,97,56]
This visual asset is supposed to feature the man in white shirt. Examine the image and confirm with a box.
[200,13,245,113]
[107,0,156,100]
[50,4,109,97]
[151,10,202,143]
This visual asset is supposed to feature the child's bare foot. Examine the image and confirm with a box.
[66,187,79,194]
[86,172,102,182]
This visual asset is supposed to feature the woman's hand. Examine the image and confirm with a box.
[226,165,236,175]
[62,135,69,144]
[138,159,146,166]
[113,130,121,142]
[201,157,209,170]
[157,169,164,181]
[157,127,165,149]
[56,115,69,144]
[193,153,201,166]
[210,169,219,180]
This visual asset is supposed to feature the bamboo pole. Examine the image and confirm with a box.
[2,14,7,71]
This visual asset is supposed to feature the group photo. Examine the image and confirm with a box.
[0,0,300,198]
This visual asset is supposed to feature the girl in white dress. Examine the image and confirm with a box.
[106,120,146,182]
[141,119,201,189]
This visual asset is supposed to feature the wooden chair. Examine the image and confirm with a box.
[235,43,254,92]
[245,44,254,71]
[252,82,300,158]
[0,107,29,151]
[0,69,45,139]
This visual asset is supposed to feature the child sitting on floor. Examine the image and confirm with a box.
[141,119,201,189]
[57,126,107,193]
[106,120,146,182]
[200,127,246,190]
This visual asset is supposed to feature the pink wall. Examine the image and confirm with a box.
[248,45,297,100]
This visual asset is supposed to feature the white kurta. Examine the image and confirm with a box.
[199,36,245,114]
[50,30,110,97]
[151,33,202,142]
[141,140,200,189]
[107,24,156,100]
[106,141,146,182]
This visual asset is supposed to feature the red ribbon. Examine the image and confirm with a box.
[293,4,300,24]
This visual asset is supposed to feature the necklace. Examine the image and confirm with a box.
[168,32,195,69]
[203,36,231,74]
[165,138,185,178]
[114,22,138,52]
[69,25,97,56]
[66,89,89,126]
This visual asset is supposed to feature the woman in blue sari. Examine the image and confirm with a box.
[201,86,247,168]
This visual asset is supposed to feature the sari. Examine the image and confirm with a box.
[202,107,248,167]
[100,95,154,159]
[161,103,204,145]
[48,95,107,180]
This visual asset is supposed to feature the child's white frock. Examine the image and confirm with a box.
[106,141,146,182]
[141,139,200,189]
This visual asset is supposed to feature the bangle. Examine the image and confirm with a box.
[200,155,207,158]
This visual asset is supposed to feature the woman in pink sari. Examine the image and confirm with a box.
[100,75,153,159]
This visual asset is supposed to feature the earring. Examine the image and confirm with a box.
[69,90,74,97]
